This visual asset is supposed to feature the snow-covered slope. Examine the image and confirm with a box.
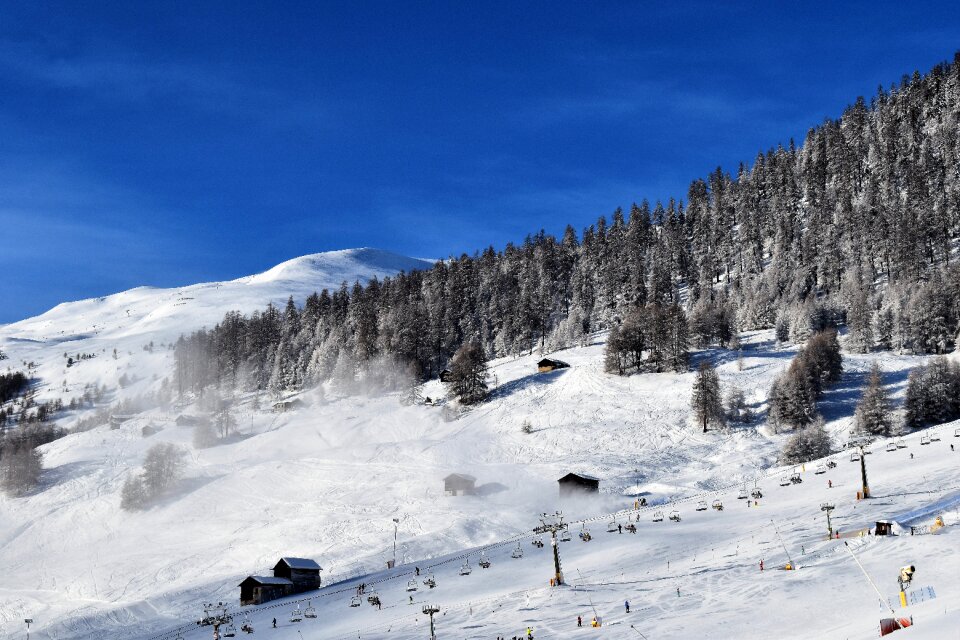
[1,315,957,639]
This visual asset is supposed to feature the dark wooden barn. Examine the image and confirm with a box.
[273,557,323,593]
[439,369,452,382]
[558,472,600,496]
[238,575,293,606]
[444,473,477,496]
[538,358,570,373]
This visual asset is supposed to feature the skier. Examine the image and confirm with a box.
[676,586,680,597]
[759,559,764,572]
[415,566,420,576]
[625,600,630,613]
[272,618,276,628]
[828,479,832,488]
[527,626,533,639]
[618,524,622,534]
[577,615,582,627]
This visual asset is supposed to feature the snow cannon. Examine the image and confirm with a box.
[879,617,912,636]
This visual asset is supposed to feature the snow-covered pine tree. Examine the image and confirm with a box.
[853,363,895,437]
[691,361,725,433]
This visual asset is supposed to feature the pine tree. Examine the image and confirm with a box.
[854,363,895,437]
[447,341,489,405]
[781,416,832,464]
[691,361,725,433]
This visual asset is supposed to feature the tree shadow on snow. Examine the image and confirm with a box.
[817,367,911,422]
[489,368,567,400]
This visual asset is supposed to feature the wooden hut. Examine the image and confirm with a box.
[538,358,570,373]
[875,521,895,536]
[272,557,322,593]
[439,369,452,382]
[558,472,600,496]
[443,473,477,496]
[238,576,293,606]
[272,398,305,413]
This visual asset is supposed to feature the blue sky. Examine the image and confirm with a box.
[1,2,958,322]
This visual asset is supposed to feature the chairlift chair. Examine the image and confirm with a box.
[406,579,419,592]
[790,473,802,484]
[350,596,362,607]
[511,543,524,558]
[814,464,827,474]
[955,427,960,437]
[850,451,861,462]
[738,487,748,499]
[560,528,572,542]
[896,439,907,448]
[607,520,619,532]
[669,510,681,522]
[423,574,436,588]
[367,592,380,604]
[290,606,303,623]
[304,602,317,618]
[580,525,592,541]
[532,535,544,547]
[751,488,763,499]
[712,499,723,511]
[696,500,708,511]
[826,460,837,469]
[930,432,940,441]
[222,624,236,638]
[886,442,897,452]
[624,523,637,532]
[460,560,472,575]
[920,435,931,445]
[479,552,491,568]
[652,511,664,522]
[241,622,254,634]
[779,475,791,486]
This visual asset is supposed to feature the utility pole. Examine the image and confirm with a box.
[534,511,567,585]
[422,604,440,640]
[821,502,836,539]
[849,437,871,498]
[24,618,32,640]
[392,517,400,569]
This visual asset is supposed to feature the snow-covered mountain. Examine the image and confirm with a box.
[0,251,958,639]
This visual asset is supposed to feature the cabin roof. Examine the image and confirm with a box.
[239,575,293,587]
[558,472,599,482]
[537,358,569,367]
[444,473,476,483]
[275,557,323,571]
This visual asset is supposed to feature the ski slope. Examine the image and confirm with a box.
[1,255,958,638]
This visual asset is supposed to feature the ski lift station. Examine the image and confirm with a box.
[238,557,322,606]
[558,472,600,496]
[537,358,570,373]
[443,473,477,496]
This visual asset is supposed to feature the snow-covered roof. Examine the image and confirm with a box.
[538,358,570,367]
[276,557,322,571]
[238,575,292,586]
[444,473,476,483]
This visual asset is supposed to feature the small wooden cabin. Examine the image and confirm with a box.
[538,358,570,373]
[238,576,293,605]
[272,398,305,413]
[439,369,452,382]
[273,557,323,593]
[444,473,477,496]
[875,521,895,536]
[558,472,600,496]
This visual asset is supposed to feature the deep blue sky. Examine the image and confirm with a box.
[2,2,958,322]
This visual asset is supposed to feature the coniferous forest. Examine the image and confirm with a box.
[174,54,960,400]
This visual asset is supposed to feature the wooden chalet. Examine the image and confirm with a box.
[272,398,305,413]
[273,557,323,593]
[443,473,477,496]
[558,472,600,496]
[439,369,452,382]
[238,575,293,606]
[537,358,570,373]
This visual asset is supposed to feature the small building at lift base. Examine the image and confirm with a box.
[238,576,293,606]
[444,473,477,496]
[558,472,600,496]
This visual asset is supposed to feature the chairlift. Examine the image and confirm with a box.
[532,534,544,547]
[222,623,236,638]
[652,511,664,522]
[955,427,960,437]
[930,432,940,442]
[751,488,763,499]
[607,520,619,532]
[779,475,791,486]
[479,552,491,568]
[560,528,572,542]
[624,523,637,533]
[459,560,472,575]
[350,596,362,607]
[886,442,897,452]
[850,451,861,462]
[366,592,380,604]
[790,473,802,484]
[304,601,317,618]
[696,500,708,511]
[511,543,524,558]
[920,435,931,446]
[712,499,723,511]
[241,621,254,634]
[826,460,837,469]
[738,487,749,500]
[423,574,437,588]
[669,510,681,522]
[580,525,592,541]
[896,439,907,448]
[814,464,826,474]
[289,606,303,623]
[406,579,419,592]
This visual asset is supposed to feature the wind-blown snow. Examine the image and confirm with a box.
[0,255,958,638]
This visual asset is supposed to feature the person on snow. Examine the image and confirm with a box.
[618,524,622,534]
[759,559,764,571]
[272,618,276,628]
[577,616,582,627]
[527,626,533,639]
[828,479,832,488]
[625,600,630,613]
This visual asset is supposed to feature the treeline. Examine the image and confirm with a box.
[0,423,63,496]
[175,54,960,398]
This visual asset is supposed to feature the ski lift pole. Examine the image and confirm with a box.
[422,605,440,640]
[859,445,870,498]
[770,519,795,569]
